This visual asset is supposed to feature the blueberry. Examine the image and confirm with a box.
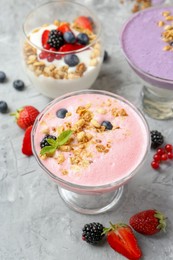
[0,101,8,113]
[56,108,68,118]
[103,50,109,62]
[63,31,76,44]
[170,42,173,47]
[13,80,25,91]
[76,33,89,45]
[101,121,113,130]
[0,71,6,83]
[64,54,79,67]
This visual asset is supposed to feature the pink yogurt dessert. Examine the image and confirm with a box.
[32,90,149,188]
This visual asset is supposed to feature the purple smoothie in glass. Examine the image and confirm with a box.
[121,6,173,90]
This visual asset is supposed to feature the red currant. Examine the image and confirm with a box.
[156,148,165,155]
[167,152,173,159]
[153,154,161,162]
[151,161,160,169]
[39,51,48,59]
[165,144,173,152]
[55,54,62,60]
[161,153,168,161]
[47,54,55,62]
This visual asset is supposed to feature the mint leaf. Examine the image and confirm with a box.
[40,146,56,156]
[57,130,73,146]
[47,138,57,147]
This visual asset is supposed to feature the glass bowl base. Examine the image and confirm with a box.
[141,86,173,120]
[58,186,124,215]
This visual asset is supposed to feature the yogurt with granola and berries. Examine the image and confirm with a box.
[32,91,149,188]
[23,17,103,98]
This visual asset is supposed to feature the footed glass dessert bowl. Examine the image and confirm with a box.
[121,6,173,120]
[21,1,103,99]
[32,89,150,215]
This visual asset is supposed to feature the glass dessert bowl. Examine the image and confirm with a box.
[32,89,150,215]
[120,6,173,120]
[21,1,103,99]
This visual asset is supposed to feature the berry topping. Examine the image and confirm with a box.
[150,130,164,149]
[47,30,64,50]
[63,31,76,44]
[0,71,6,83]
[101,121,113,130]
[103,50,109,62]
[74,16,93,31]
[64,54,79,67]
[40,135,57,149]
[56,108,68,118]
[47,54,55,62]
[58,23,71,34]
[13,79,25,91]
[0,101,8,113]
[76,33,89,45]
[82,222,105,245]
[59,43,84,52]
[42,30,50,48]
[11,106,39,130]
[22,125,33,156]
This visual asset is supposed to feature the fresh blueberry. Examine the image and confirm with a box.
[0,101,8,113]
[0,71,6,83]
[64,54,79,67]
[170,41,173,46]
[76,33,89,45]
[63,31,76,44]
[103,50,109,62]
[13,80,25,91]
[101,121,113,130]
[56,108,68,118]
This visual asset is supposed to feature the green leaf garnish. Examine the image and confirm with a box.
[57,129,73,146]
[40,130,73,156]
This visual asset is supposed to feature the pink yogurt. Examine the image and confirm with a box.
[33,92,149,187]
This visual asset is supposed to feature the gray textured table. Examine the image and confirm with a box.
[1,0,173,259]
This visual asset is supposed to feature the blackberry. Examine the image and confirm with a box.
[82,222,105,245]
[47,30,64,49]
[40,135,57,148]
[151,130,164,149]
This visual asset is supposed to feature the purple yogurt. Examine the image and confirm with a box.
[121,6,173,90]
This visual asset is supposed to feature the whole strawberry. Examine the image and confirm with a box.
[11,106,39,130]
[103,222,142,260]
[129,209,166,235]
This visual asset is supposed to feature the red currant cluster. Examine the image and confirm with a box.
[151,144,173,170]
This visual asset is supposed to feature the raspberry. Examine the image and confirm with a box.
[151,130,164,149]
[82,222,105,245]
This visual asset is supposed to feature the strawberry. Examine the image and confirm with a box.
[11,106,39,130]
[42,30,50,48]
[58,23,71,33]
[59,43,84,52]
[22,125,33,156]
[74,16,93,31]
[103,223,142,260]
[129,209,166,235]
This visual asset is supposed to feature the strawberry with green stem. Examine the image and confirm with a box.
[103,222,142,260]
[129,209,167,235]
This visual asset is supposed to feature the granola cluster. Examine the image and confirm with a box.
[120,0,152,13]
[157,11,173,52]
[39,100,128,176]
[23,20,101,80]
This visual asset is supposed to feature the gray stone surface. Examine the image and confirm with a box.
[0,0,173,259]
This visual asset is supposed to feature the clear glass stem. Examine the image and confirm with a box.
[58,186,124,215]
[141,85,173,120]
